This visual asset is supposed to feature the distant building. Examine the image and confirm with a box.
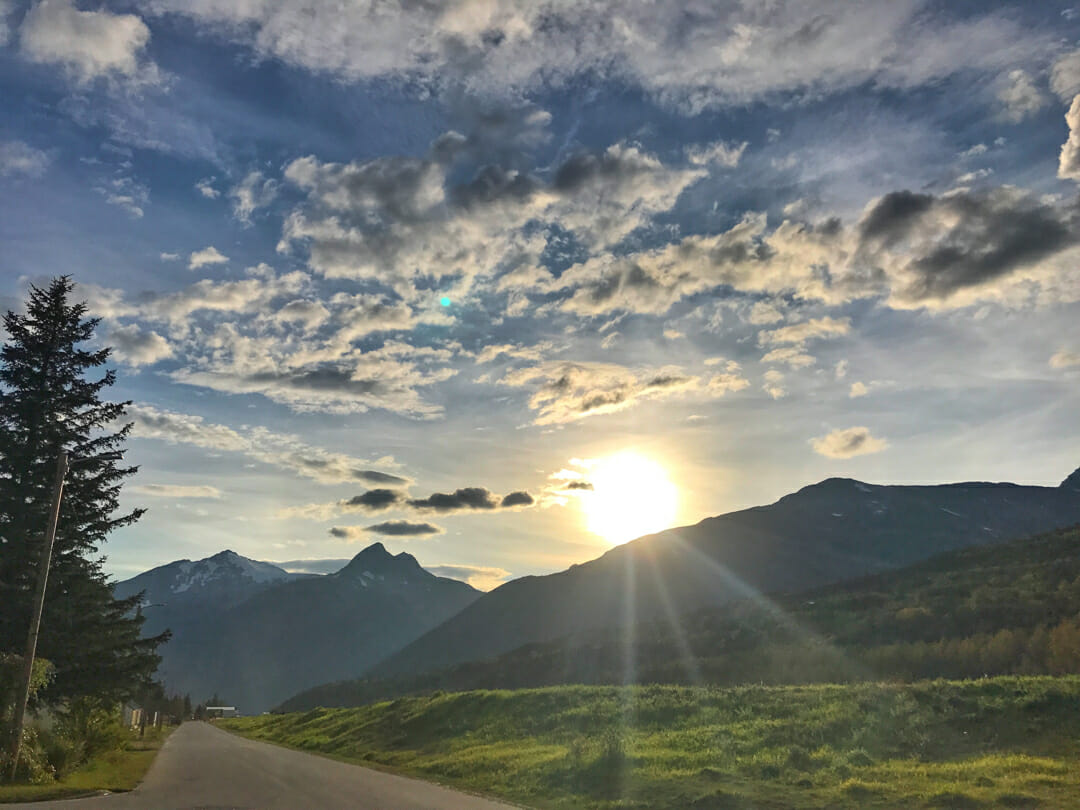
[205,706,238,718]
[122,703,144,729]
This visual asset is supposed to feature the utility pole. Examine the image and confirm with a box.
[6,452,68,783]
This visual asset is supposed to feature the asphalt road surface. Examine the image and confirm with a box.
[10,721,519,809]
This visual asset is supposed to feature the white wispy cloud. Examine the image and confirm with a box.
[125,403,407,486]
[131,484,222,498]
[188,246,229,270]
[20,0,160,86]
[0,141,50,177]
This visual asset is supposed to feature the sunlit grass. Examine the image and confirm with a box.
[222,676,1080,809]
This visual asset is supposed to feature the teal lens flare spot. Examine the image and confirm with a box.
[440,296,451,307]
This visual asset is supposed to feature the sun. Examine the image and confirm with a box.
[582,451,678,545]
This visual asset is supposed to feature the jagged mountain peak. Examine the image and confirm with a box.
[337,542,426,581]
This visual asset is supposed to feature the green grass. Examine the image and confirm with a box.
[223,677,1080,809]
[0,727,173,804]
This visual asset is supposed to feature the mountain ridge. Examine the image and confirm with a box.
[370,466,1080,681]
[115,543,482,712]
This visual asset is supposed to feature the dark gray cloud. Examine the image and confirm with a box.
[364,520,444,536]
[563,481,594,491]
[404,486,536,512]
[858,188,1079,304]
[407,487,500,512]
[500,491,535,507]
[343,488,406,512]
[356,470,411,486]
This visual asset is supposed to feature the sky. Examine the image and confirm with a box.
[2,0,1080,590]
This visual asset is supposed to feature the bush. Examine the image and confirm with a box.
[56,697,128,760]
[37,726,86,778]
[0,725,56,784]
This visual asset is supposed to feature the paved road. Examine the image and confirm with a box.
[10,721,519,809]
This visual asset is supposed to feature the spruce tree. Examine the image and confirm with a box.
[0,277,166,702]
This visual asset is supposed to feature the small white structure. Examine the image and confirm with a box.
[205,706,238,719]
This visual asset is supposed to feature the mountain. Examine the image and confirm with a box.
[370,466,1080,681]
[114,549,306,611]
[282,523,1080,710]
[115,544,480,712]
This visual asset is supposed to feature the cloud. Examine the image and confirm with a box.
[500,491,534,508]
[407,487,500,512]
[759,317,851,345]
[170,335,454,417]
[126,404,249,453]
[96,175,149,218]
[0,0,10,45]
[366,520,444,536]
[856,187,1079,307]
[108,324,173,367]
[131,484,222,498]
[149,1,1048,111]
[501,361,719,425]
[230,170,279,224]
[88,266,309,325]
[761,346,815,369]
[278,140,701,301]
[707,372,752,394]
[195,177,219,199]
[811,426,888,458]
[273,299,331,331]
[550,181,1080,316]
[562,481,594,491]
[159,252,180,261]
[1052,50,1080,101]
[474,341,554,365]
[125,404,404,486]
[330,521,443,539]
[343,489,406,512]
[685,140,748,167]
[188,246,229,270]
[748,300,785,325]
[426,563,512,591]
[996,69,1047,121]
[1050,349,1080,369]
[0,141,50,177]
[1060,95,1080,182]
[90,267,454,418]
[849,381,868,397]
[20,0,159,85]
[763,369,786,399]
[273,558,350,575]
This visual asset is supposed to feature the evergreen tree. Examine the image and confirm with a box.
[0,277,167,702]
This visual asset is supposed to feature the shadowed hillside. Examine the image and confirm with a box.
[370,468,1080,681]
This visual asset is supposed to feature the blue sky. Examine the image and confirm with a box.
[2,0,1080,589]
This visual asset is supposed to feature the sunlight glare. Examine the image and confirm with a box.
[583,452,678,545]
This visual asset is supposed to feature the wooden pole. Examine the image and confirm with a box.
[6,452,68,783]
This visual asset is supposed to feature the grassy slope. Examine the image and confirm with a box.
[0,727,172,804]
[225,677,1080,810]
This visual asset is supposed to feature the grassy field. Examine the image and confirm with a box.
[0,727,172,804]
[223,677,1080,809]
